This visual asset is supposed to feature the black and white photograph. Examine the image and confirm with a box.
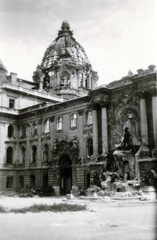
[0,0,157,239]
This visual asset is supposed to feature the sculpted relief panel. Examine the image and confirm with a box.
[111,93,140,148]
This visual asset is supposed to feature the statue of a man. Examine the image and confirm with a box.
[121,127,132,150]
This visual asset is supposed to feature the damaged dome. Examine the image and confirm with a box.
[41,20,91,70]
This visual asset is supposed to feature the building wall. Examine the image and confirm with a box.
[0,67,156,193]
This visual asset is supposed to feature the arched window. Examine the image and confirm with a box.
[86,111,93,125]
[43,144,49,162]
[21,147,25,163]
[6,147,13,164]
[19,176,24,188]
[21,125,26,138]
[44,119,49,134]
[6,176,14,188]
[57,117,62,130]
[71,113,77,128]
[32,146,37,163]
[32,123,37,136]
[8,125,14,138]
[87,138,93,157]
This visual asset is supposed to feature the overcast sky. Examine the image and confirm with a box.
[0,0,156,85]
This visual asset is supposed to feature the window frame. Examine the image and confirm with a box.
[6,176,14,188]
[70,113,77,128]
[9,98,15,109]
[56,116,63,131]
[44,119,50,134]
[21,146,25,163]
[32,145,37,163]
[87,138,93,157]
[8,125,14,138]
[6,147,13,164]
[43,144,49,162]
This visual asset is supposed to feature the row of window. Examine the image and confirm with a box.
[6,174,49,188]
[6,139,93,164]
[7,111,93,138]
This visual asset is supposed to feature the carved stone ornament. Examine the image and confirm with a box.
[60,70,70,87]
[78,109,84,116]
[52,138,79,164]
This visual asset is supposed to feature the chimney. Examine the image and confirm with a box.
[137,69,144,75]
[10,72,17,83]
[148,65,156,73]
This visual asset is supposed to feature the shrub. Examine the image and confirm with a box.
[9,203,87,213]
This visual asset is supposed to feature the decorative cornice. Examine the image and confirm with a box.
[78,109,84,116]
[50,116,55,122]
[150,89,157,97]
[99,100,110,108]
[91,103,98,110]
[37,120,42,125]
[139,91,150,99]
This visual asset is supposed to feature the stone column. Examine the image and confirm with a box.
[25,123,31,168]
[135,92,149,177]
[16,125,20,163]
[37,120,42,167]
[78,110,84,159]
[140,94,148,145]
[92,104,99,159]
[152,93,157,158]
[100,102,109,156]
[82,72,85,88]
[88,75,92,89]
[39,75,44,90]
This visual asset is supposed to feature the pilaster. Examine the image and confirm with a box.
[78,110,84,160]
[151,91,157,158]
[91,103,99,158]
[100,101,109,157]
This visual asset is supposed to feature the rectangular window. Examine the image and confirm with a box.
[44,119,50,133]
[57,117,62,130]
[6,176,14,188]
[9,99,15,109]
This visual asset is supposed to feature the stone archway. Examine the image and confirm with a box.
[59,155,72,195]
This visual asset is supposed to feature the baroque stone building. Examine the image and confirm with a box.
[0,21,156,195]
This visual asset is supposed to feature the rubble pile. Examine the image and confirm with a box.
[17,186,55,197]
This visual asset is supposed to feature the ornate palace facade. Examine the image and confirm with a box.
[0,21,156,195]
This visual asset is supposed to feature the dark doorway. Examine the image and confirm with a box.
[30,175,35,187]
[60,156,72,195]
[43,173,48,188]
[86,173,90,189]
